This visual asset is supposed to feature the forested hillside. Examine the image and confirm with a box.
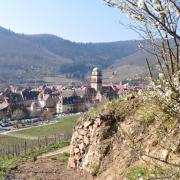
[0,26,150,83]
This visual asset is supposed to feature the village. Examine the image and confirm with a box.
[0,67,144,132]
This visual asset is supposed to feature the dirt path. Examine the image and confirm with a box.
[5,148,93,180]
[4,145,93,180]
[39,146,70,158]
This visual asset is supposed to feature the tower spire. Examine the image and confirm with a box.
[91,67,102,92]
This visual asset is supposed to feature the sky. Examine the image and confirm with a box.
[0,0,139,42]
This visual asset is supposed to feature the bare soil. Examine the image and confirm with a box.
[5,148,93,180]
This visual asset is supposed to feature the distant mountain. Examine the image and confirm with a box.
[103,50,156,83]
[25,34,139,67]
[0,26,152,84]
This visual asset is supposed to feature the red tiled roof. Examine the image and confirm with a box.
[0,102,9,110]
[116,85,125,90]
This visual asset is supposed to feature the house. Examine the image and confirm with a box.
[90,67,118,102]
[21,89,40,101]
[38,91,60,114]
[30,101,42,112]
[56,89,87,114]
[0,96,9,119]
[115,84,128,96]
[73,87,97,103]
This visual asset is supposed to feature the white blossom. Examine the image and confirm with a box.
[137,0,145,9]
[176,10,180,18]
[149,70,180,115]
[158,73,164,80]
[152,0,158,4]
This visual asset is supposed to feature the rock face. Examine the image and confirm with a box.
[68,110,117,174]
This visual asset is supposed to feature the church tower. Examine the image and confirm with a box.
[91,67,102,92]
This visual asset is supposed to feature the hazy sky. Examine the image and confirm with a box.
[0,0,139,42]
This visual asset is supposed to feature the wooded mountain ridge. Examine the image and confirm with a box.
[0,26,152,84]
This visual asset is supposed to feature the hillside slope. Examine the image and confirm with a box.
[69,98,180,179]
[26,34,139,68]
[0,26,153,83]
[0,27,71,83]
[103,50,156,82]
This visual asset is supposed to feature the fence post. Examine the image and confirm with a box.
[0,132,70,159]
[38,138,41,150]
[24,141,27,154]
[54,134,57,144]
[13,144,15,156]
[14,144,17,156]
[45,136,48,145]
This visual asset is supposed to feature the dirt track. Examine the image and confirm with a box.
[39,146,70,159]
[5,147,93,180]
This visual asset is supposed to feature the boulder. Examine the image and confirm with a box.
[68,157,76,168]
[78,129,87,136]
[74,148,80,154]
[77,135,83,140]
[89,125,94,132]
[84,121,92,128]
[72,131,79,139]
[79,143,85,150]
[161,149,169,161]
[84,136,90,145]
[96,118,101,126]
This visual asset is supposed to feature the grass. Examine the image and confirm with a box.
[89,163,100,176]
[22,141,70,158]
[126,166,180,180]
[50,152,70,162]
[0,157,17,180]
[111,96,127,108]
[7,115,78,138]
[0,115,79,149]
[134,99,157,127]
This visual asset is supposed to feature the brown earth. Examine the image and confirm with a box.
[5,155,93,180]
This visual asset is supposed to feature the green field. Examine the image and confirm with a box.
[9,115,78,138]
[0,115,79,149]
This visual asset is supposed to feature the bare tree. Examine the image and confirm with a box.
[104,0,180,116]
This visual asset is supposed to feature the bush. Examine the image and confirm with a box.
[149,70,180,118]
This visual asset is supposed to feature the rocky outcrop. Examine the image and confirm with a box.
[68,98,180,179]
[68,110,117,175]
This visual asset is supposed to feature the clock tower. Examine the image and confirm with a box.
[91,67,102,92]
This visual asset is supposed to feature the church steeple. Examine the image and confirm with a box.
[91,67,102,92]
